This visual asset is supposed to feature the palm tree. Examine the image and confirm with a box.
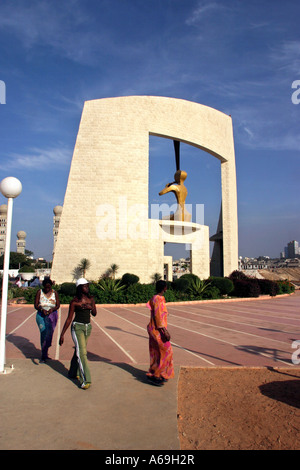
[78,258,91,278]
[110,263,119,280]
[71,266,82,281]
[151,272,162,283]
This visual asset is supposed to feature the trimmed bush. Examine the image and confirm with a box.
[172,277,190,292]
[121,273,140,286]
[210,277,234,295]
[180,273,200,284]
[257,279,279,296]
[59,282,76,297]
[233,279,260,298]
[125,283,155,304]
[229,270,249,281]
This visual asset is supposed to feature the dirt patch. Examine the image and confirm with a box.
[178,367,300,450]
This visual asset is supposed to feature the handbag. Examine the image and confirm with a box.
[150,302,170,343]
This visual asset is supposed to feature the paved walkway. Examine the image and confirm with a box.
[0,359,180,450]
[1,291,299,450]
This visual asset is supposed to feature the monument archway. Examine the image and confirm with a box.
[51,96,238,283]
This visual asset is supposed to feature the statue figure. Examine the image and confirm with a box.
[159,169,191,222]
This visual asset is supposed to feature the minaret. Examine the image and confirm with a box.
[16,231,27,254]
[53,205,63,258]
[0,204,7,256]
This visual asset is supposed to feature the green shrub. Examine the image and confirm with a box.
[187,278,212,297]
[277,280,295,294]
[98,278,126,292]
[201,285,220,299]
[23,287,40,303]
[8,286,25,298]
[59,282,76,297]
[121,273,140,286]
[180,273,200,284]
[18,265,35,273]
[172,277,190,292]
[164,289,180,302]
[124,283,155,304]
[210,277,234,295]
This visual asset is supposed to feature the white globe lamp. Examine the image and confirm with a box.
[0,177,22,199]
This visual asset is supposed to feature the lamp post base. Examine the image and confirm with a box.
[0,364,14,375]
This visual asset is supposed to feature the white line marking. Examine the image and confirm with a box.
[109,307,215,365]
[92,314,137,363]
[55,308,61,360]
[192,304,300,322]
[167,309,291,346]
[121,307,292,366]
[170,305,300,332]
[6,311,36,337]
[7,307,24,314]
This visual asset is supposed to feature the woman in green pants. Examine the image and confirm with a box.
[59,278,97,389]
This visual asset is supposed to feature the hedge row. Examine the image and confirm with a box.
[228,271,295,298]
[6,270,295,305]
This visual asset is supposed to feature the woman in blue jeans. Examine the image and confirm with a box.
[59,278,97,389]
[35,277,60,363]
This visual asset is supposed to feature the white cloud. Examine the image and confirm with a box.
[185,1,225,25]
[270,40,300,74]
[0,0,105,65]
[0,146,72,171]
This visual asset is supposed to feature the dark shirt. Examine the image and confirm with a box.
[74,305,92,324]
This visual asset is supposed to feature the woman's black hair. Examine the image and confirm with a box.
[42,277,53,287]
[156,280,167,293]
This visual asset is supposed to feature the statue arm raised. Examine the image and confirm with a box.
[159,183,178,196]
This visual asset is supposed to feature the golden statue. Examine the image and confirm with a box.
[159,169,191,222]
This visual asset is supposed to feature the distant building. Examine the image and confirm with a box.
[0,205,27,257]
[287,240,299,258]
[16,230,26,254]
[241,258,268,270]
[53,205,63,258]
[283,240,300,259]
[0,204,7,256]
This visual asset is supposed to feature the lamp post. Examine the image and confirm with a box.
[0,177,22,373]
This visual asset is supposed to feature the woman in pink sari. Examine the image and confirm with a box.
[146,280,174,386]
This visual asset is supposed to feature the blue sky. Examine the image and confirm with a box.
[0,0,299,262]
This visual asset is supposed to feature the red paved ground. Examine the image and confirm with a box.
[3,291,300,368]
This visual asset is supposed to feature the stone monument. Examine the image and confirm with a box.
[51,96,238,283]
